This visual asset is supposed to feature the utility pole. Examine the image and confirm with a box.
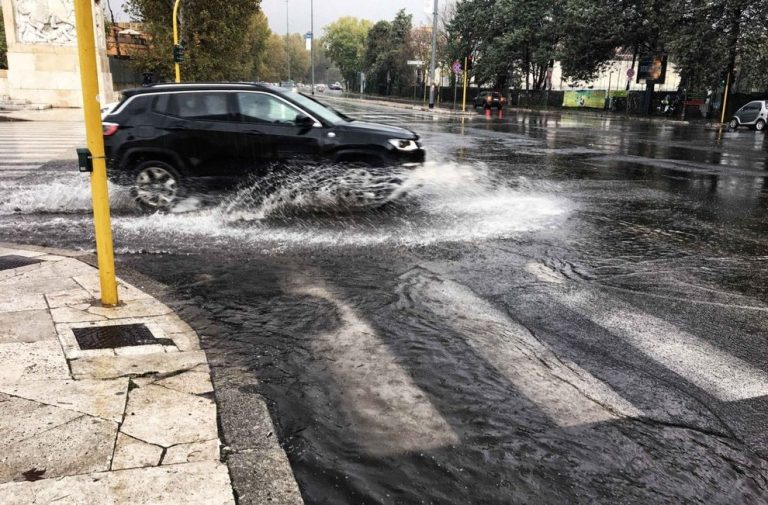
[428,0,438,109]
[310,0,315,94]
[172,0,182,82]
[73,0,118,306]
[286,0,291,81]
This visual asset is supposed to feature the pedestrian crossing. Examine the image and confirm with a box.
[0,122,85,177]
[303,266,768,453]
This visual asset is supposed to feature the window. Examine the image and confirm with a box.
[165,92,231,121]
[236,93,308,124]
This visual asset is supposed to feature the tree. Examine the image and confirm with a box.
[125,0,267,81]
[259,34,287,82]
[361,10,413,95]
[285,33,311,82]
[321,17,372,90]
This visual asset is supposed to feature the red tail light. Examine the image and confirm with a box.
[102,123,119,136]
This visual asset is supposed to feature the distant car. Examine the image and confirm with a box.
[729,100,767,131]
[279,80,298,93]
[315,84,326,93]
[473,91,506,110]
[329,82,343,91]
[102,83,425,210]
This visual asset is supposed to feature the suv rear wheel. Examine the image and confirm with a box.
[130,160,183,211]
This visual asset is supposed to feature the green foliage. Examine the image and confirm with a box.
[447,0,768,91]
[321,17,372,90]
[125,0,267,81]
[0,8,7,70]
[285,33,311,82]
[362,10,413,95]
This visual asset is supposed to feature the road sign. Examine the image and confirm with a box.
[407,60,424,66]
[626,68,635,79]
[452,60,462,75]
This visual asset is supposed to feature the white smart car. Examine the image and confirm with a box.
[729,100,767,131]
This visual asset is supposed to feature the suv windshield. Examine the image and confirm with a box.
[288,92,346,125]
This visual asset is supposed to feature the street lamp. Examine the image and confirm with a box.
[286,0,291,81]
[310,0,315,95]
[428,0,438,109]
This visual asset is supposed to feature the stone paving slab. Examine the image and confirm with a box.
[0,461,235,505]
[0,245,240,503]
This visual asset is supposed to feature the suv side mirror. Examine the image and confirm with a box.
[295,115,315,128]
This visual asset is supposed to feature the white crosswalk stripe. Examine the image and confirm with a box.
[397,269,643,428]
[0,122,84,176]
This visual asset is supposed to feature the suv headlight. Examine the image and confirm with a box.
[388,139,419,151]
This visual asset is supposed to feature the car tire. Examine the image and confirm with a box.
[755,119,766,132]
[728,118,739,130]
[130,160,185,212]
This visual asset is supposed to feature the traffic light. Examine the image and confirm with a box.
[467,56,473,70]
[173,44,185,63]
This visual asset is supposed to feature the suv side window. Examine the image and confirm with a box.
[162,92,232,121]
[236,92,308,124]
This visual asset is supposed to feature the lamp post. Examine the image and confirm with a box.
[286,0,291,81]
[310,0,315,94]
[428,0,438,109]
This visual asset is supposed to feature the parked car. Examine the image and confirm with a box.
[729,100,767,131]
[473,91,506,110]
[102,83,425,210]
[329,82,343,91]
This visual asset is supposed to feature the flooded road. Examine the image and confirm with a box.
[2,106,768,503]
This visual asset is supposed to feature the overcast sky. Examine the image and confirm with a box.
[113,0,434,36]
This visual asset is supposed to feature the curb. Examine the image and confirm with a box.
[321,94,475,117]
[325,94,732,127]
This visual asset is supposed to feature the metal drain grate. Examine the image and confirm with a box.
[0,255,43,271]
[72,323,174,350]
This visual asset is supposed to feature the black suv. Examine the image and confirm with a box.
[103,83,425,210]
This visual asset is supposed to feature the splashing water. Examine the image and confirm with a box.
[0,161,570,250]
[0,174,135,215]
[112,161,571,250]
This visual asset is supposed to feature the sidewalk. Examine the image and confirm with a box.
[325,93,727,128]
[0,244,233,504]
[321,94,475,117]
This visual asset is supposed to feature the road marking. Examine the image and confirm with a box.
[556,288,768,402]
[397,269,642,427]
[295,283,460,455]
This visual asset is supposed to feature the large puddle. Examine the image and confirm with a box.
[0,161,570,251]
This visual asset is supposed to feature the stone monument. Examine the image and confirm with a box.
[0,0,115,107]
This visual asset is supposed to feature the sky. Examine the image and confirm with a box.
[112,0,435,37]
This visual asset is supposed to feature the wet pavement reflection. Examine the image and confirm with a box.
[2,105,768,503]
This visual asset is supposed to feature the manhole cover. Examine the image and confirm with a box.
[72,323,173,350]
[0,255,43,271]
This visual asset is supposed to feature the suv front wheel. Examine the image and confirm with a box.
[130,160,183,212]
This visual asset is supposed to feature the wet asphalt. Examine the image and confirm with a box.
[2,103,768,504]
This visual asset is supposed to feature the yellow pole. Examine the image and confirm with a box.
[73,0,118,306]
[173,0,182,83]
[462,56,468,112]
[719,71,731,124]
